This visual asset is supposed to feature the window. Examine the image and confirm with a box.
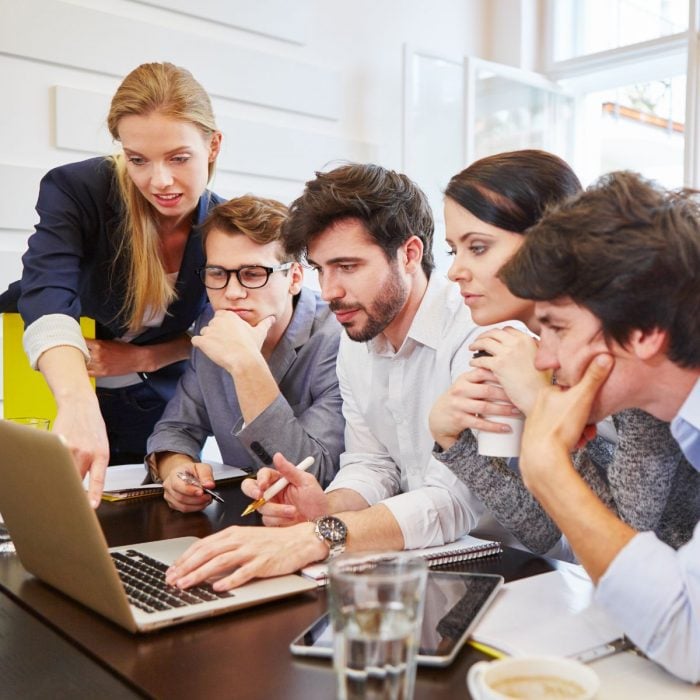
[452,3,697,188]
[552,0,689,61]
[546,0,698,187]
[580,76,686,186]
[465,59,573,165]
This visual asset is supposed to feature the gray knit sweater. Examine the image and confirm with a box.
[434,408,700,553]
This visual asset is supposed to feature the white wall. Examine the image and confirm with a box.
[0,0,493,400]
[486,0,546,71]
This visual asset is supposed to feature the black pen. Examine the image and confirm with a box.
[176,471,225,504]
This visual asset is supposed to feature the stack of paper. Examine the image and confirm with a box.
[471,566,624,659]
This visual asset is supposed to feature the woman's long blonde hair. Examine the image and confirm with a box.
[107,62,218,331]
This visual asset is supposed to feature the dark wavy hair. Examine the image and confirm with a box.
[445,149,582,233]
[282,163,435,276]
[501,170,700,368]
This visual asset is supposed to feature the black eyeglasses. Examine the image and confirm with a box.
[196,263,293,290]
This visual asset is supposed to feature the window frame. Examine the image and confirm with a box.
[543,0,700,186]
[463,56,572,165]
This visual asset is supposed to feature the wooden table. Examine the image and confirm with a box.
[0,480,561,699]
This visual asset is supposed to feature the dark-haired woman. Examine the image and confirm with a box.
[429,150,700,555]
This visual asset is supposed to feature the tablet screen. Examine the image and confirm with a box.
[290,571,503,666]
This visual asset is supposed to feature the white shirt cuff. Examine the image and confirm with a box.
[23,314,90,369]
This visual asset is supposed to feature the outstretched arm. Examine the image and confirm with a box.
[38,345,108,508]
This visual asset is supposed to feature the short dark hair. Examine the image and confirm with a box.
[282,163,435,276]
[445,149,582,233]
[201,195,290,261]
[501,170,700,368]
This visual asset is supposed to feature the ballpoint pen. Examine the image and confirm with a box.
[573,636,637,664]
[241,456,315,516]
[176,471,225,504]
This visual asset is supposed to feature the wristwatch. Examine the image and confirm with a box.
[313,516,347,559]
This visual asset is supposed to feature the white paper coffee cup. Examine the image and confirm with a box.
[477,414,524,458]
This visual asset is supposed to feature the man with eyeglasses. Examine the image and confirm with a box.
[166,163,518,594]
[146,195,344,512]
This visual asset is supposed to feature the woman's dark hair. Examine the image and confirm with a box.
[445,149,582,234]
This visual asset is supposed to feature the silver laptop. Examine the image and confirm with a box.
[0,420,316,632]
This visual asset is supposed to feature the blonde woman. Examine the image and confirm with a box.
[0,63,223,505]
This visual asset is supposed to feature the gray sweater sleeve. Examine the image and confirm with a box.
[433,430,560,553]
[436,409,693,557]
[585,409,699,548]
[434,429,615,555]
[604,409,681,533]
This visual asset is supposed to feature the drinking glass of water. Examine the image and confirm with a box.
[328,553,428,700]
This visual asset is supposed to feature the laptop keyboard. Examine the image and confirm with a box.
[111,549,232,614]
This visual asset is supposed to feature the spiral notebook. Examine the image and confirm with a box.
[301,534,502,585]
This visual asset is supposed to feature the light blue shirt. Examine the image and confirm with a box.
[671,377,700,470]
[595,376,700,683]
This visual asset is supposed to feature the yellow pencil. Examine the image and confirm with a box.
[467,640,507,659]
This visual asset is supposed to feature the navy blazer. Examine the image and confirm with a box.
[0,157,223,400]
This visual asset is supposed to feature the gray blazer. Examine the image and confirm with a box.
[147,287,344,487]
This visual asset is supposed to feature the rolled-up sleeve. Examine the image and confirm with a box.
[381,459,486,549]
[23,313,89,369]
[595,524,700,683]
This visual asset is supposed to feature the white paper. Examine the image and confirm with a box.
[594,647,699,699]
[82,464,160,493]
[82,461,249,493]
[471,567,624,658]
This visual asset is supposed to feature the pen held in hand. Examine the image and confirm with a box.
[241,456,315,516]
[176,471,225,504]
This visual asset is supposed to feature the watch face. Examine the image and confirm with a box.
[318,517,347,544]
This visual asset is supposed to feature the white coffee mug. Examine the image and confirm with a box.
[476,413,524,458]
[467,656,599,700]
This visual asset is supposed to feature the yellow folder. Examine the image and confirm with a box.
[2,313,95,425]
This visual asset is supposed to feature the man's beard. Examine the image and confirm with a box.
[330,265,408,343]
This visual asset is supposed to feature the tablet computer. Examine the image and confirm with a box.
[290,571,503,667]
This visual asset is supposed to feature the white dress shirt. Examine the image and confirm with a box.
[327,274,511,550]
